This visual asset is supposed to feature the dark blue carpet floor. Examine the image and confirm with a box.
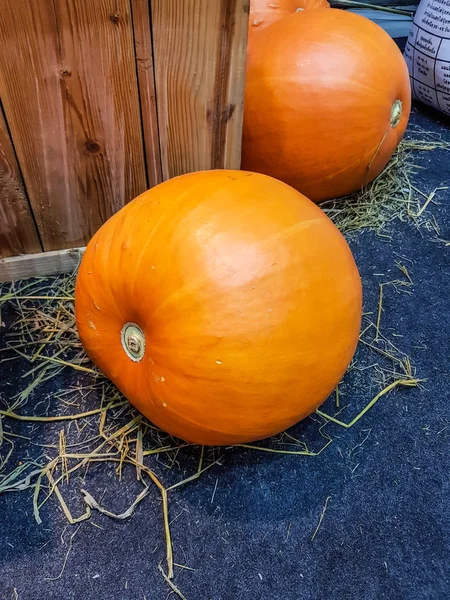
[1,106,449,600]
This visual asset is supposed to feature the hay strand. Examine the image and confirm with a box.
[311,496,332,541]
[316,378,422,428]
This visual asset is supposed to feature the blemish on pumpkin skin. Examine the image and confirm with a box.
[162,402,167,408]
[216,360,223,365]
[200,337,224,352]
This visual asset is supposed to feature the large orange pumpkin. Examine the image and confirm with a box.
[248,0,330,36]
[75,170,362,446]
[242,9,411,203]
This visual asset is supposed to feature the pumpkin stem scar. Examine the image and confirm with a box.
[121,323,145,362]
[390,100,402,128]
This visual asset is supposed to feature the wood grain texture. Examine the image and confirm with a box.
[0,0,147,251]
[0,247,85,283]
[130,0,162,187]
[151,0,249,179]
[0,105,42,258]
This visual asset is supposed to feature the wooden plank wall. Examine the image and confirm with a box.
[0,104,42,258]
[0,0,150,252]
[151,0,249,179]
[131,0,163,188]
[0,0,249,266]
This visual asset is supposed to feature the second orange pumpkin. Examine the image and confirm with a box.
[242,9,411,203]
[248,0,330,37]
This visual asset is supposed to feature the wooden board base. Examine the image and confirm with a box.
[0,247,85,283]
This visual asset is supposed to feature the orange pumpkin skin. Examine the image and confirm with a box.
[75,170,362,446]
[249,0,330,36]
[242,9,412,203]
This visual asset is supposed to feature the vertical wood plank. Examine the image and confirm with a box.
[130,0,163,188]
[0,104,42,258]
[151,0,249,179]
[0,0,147,251]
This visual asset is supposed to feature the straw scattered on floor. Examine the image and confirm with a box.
[0,264,421,581]
[322,127,450,236]
[1,125,445,593]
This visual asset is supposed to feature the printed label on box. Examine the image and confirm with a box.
[405,0,450,115]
